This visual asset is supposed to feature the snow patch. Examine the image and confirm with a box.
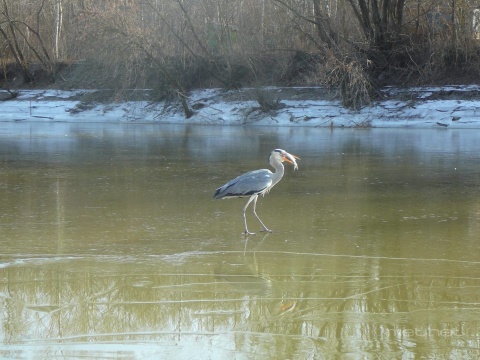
[1,87,479,128]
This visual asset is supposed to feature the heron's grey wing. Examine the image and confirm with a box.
[214,169,273,199]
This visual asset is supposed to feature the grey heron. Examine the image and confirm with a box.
[213,149,300,235]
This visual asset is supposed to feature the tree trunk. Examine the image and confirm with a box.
[54,0,63,60]
[312,0,337,49]
[346,0,406,51]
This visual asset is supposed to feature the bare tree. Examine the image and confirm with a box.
[0,0,55,82]
[1,0,479,99]
[346,0,406,49]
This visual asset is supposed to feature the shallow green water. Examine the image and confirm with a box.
[1,124,480,359]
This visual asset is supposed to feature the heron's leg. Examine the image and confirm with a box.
[242,195,257,235]
[252,196,272,233]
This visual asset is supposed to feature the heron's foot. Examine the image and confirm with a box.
[244,230,256,236]
[260,227,273,233]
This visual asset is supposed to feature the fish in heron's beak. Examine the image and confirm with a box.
[282,152,300,170]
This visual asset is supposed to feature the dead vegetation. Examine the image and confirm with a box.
[2,0,480,113]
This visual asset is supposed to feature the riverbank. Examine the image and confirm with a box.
[1,85,480,128]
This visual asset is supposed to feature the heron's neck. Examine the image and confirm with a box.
[270,156,285,185]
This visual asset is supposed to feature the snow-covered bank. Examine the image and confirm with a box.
[1,86,480,128]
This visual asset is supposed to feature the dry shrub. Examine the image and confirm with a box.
[282,50,325,85]
[252,88,285,112]
[312,54,373,110]
[426,37,480,83]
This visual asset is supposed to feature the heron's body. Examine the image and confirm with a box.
[214,149,299,235]
[213,168,278,199]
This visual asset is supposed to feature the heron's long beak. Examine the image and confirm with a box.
[282,153,300,170]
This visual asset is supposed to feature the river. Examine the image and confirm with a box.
[1,123,479,359]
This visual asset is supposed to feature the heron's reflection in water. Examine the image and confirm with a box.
[214,234,272,296]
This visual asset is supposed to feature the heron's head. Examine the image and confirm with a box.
[272,149,300,170]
